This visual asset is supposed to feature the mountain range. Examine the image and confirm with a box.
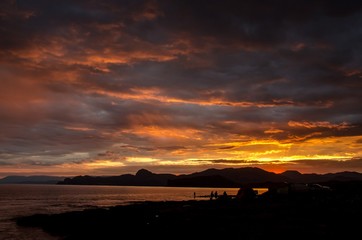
[0,175,65,184]
[2,167,362,187]
[57,167,362,187]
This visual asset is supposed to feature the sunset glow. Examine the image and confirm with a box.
[0,0,361,177]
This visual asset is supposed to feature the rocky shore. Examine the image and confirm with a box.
[16,182,362,240]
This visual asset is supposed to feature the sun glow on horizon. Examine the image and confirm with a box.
[82,160,125,168]
[1,1,361,177]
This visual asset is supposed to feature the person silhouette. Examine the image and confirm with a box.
[210,191,214,200]
[222,191,228,200]
[214,191,218,199]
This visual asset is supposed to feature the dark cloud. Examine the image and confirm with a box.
[0,0,361,174]
[292,158,362,172]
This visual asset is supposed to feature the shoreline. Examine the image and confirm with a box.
[15,188,362,240]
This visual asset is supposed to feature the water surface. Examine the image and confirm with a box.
[0,184,240,240]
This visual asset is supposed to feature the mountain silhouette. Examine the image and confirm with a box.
[56,167,362,187]
[58,169,177,186]
[182,167,288,183]
[0,175,65,184]
[167,175,240,187]
[280,170,362,183]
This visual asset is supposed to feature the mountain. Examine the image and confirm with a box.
[167,175,240,188]
[168,167,288,188]
[58,169,177,186]
[183,167,288,183]
[57,167,362,187]
[280,170,362,183]
[0,175,65,184]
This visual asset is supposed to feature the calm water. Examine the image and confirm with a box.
[0,184,242,240]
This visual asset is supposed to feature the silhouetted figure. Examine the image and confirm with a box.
[210,191,214,200]
[193,192,196,199]
[217,191,230,202]
[214,191,218,199]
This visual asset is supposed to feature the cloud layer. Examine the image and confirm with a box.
[1,0,361,176]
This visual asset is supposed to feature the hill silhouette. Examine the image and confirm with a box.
[57,167,362,187]
[59,169,177,186]
[0,175,65,184]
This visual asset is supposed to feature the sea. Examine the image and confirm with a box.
[0,184,250,240]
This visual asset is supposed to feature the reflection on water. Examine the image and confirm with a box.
[0,184,240,240]
[254,188,269,195]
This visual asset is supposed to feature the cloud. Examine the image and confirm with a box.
[289,158,362,173]
[288,121,351,129]
[0,0,361,175]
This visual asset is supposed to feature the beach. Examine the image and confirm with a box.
[16,183,362,240]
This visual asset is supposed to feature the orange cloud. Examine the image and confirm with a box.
[64,126,95,132]
[264,128,284,134]
[91,88,301,108]
[122,126,203,140]
[288,121,351,130]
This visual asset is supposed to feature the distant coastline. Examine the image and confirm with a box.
[0,175,65,184]
[2,167,362,188]
[57,167,362,188]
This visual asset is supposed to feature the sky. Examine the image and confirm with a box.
[0,0,362,177]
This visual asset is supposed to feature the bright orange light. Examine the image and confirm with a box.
[64,126,95,131]
[81,160,125,168]
[122,126,203,139]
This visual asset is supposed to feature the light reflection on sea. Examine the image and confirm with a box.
[0,184,240,240]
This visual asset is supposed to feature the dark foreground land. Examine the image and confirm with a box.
[16,182,362,240]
